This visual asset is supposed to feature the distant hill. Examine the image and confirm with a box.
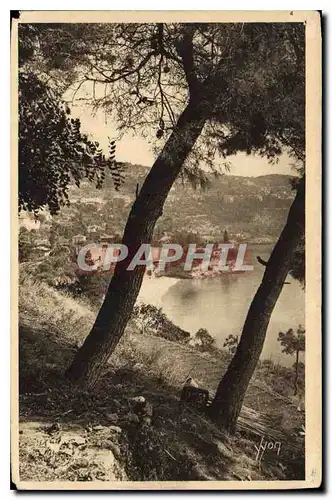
[30,162,295,246]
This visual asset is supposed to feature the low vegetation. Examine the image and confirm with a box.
[18,272,305,482]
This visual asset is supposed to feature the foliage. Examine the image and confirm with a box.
[19,72,119,215]
[23,23,305,181]
[19,227,34,261]
[195,328,215,349]
[132,303,165,335]
[223,334,239,355]
[278,325,305,355]
[278,325,305,395]
[58,274,111,307]
[132,303,190,343]
[18,25,123,215]
[215,26,305,165]
[289,237,305,285]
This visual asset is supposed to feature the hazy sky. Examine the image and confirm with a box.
[72,105,295,178]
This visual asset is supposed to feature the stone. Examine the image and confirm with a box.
[88,448,116,479]
[108,450,116,467]
[74,457,90,468]
[131,396,146,404]
[180,384,209,408]
[216,441,233,459]
[108,425,122,434]
[107,442,121,459]
[131,396,150,418]
[43,422,61,434]
[93,425,107,431]
[61,433,86,446]
[105,413,118,423]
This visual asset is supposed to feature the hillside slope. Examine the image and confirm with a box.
[17,275,305,483]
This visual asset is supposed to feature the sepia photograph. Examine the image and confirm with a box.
[11,10,321,490]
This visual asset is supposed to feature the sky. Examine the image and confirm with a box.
[71,105,296,178]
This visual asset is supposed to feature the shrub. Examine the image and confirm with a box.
[131,303,190,343]
[223,334,239,354]
[195,328,215,350]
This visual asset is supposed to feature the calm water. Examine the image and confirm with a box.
[138,244,305,366]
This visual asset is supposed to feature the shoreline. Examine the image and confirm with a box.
[137,275,181,308]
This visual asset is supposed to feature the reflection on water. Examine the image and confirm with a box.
[138,245,305,366]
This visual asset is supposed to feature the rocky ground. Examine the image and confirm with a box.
[16,276,305,485]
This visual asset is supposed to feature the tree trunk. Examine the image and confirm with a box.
[210,178,305,432]
[66,100,206,388]
[294,349,299,396]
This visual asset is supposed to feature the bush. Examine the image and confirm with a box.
[223,334,239,354]
[61,273,111,307]
[131,303,190,343]
[195,328,215,350]
[19,227,34,262]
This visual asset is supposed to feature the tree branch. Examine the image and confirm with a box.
[89,51,157,84]
[175,25,199,97]
[257,256,268,267]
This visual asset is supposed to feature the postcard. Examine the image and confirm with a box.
[11,10,321,490]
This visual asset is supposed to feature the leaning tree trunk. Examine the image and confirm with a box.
[66,100,206,388]
[210,178,305,432]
